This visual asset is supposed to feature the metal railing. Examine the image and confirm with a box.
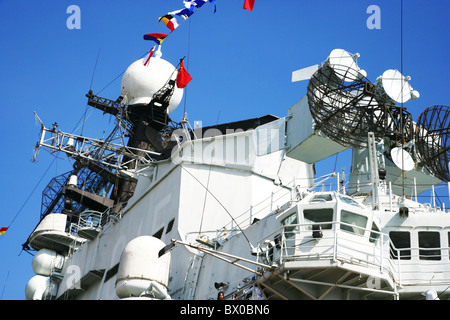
[256,221,450,289]
[67,202,127,239]
[256,221,400,283]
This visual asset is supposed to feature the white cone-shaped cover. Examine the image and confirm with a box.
[121,48,183,114]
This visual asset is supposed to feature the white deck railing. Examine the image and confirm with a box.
[255,221,450,289]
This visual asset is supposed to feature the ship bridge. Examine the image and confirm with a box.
[231,188,450,300]
[253,191,398,300]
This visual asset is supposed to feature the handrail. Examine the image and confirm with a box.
[78,210,103,228]
[256,220,399,283]
[69,202,127,240]
[257,220,450,289]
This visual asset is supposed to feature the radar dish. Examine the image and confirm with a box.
[307,63,414,149]
[375,69,419,104]
[390,147,415,171]
[327,49,361,82]
[415,105,450,182]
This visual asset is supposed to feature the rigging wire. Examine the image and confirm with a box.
[400,0,406,198]
[197,113,222,237]
[0,271,10,300]
[81,48,101,136]
[180,165,253,249]
[183,19,192,116]
[198,161,212,237]
[0,157,57,246]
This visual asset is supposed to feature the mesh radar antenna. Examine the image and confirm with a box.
[415,105,450,182]
[307,49,415,149]
[305,49,425,203]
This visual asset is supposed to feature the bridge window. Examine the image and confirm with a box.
[389,231,411,260]
[338,195,363,208]
[303,208,333,230]
[419,231,441,261]
[281,212,299,239]
[369,222,380,243]
[310,194,333,202]
[340,210,367,236]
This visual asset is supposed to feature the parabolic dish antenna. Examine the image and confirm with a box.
[326,49,366,82]
[375,69,420,104]
[390,147,415,171]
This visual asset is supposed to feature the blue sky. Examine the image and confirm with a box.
[0,0,449,300]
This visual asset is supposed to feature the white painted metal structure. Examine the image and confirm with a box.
[26,48,450,301]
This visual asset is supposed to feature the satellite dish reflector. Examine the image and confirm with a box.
[376,69,419,104]
[391,147,415,171]
[328,49,358,69]
[327,49,362,82]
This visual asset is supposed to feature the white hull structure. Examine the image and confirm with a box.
[25,46,450,301]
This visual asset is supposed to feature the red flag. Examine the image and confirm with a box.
[176,60,192,89]
[243,0,255,11]
[0,227,8,235]
[144,46,155,66]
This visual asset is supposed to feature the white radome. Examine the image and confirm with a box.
[120,48,184,114]
[115,236,171,299]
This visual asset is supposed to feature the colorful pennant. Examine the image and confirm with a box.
[143,33,168,45]
[158,14,179,32]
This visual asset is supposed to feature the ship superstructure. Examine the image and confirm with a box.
[23,41,450,301]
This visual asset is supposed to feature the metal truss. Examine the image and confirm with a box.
[33,118,162,175]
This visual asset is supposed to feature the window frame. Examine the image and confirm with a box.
[303,208,334,231]
[389,231,411,260]
[281,212,299,239]
[418,231,441,261]
[339,210,368,236]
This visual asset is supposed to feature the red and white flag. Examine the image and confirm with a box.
[144,46,156,66]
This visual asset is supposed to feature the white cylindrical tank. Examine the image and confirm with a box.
[25,275,58,300]
[120,48,183,114]
[115,236,171,299]
[32,249,65,276]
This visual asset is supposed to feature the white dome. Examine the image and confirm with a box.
[121,49,184,114]
[25,275,57,300]
[115,236,171,299]
[32,249,65,276]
